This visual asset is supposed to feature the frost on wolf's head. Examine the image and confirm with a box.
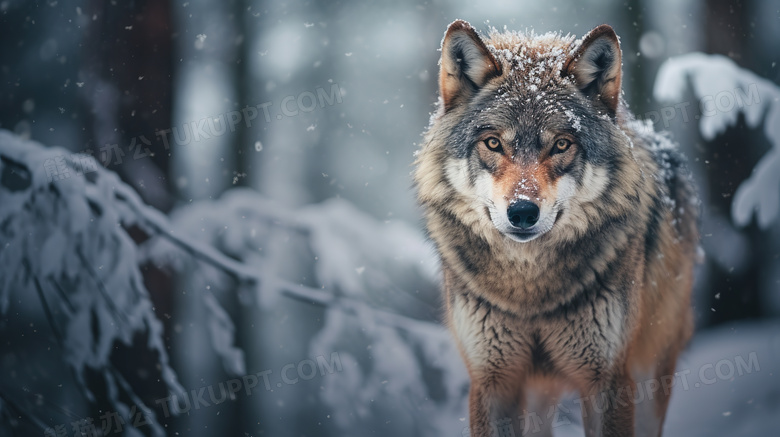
[485,28,576,87]
[654,53,780,229]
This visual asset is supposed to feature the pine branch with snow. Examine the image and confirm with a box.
[654,53,780,229]
[0,130,185,435]
[0,128,468,435]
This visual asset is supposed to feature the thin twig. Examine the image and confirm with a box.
[0,388,50,433]
[127,200,260,284]
[75,246,130,326]
[48,277,75,313]
[23,260,93,408]
[107,365,167,437]
[25,259,64,345]
[116,179,442,331]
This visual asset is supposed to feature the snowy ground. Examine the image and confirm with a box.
[663,321,780,436]
[547,320,780,437]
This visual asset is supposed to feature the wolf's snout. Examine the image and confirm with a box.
[507,200,540,229]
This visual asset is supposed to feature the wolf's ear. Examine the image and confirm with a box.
[566,24,622,115]
[439,20,502,111]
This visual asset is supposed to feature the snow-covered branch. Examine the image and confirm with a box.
[0,130,182,435]
[654,53,780,229]
[0,128,463,435]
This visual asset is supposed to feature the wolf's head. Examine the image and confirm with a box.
[419,20,639,244]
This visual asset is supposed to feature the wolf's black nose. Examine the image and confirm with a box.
[507,200,540,229]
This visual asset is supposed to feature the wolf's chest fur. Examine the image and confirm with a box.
[448,282,627,384]
[440,201,645,384]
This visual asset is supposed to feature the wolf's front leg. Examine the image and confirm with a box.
[581,367,635,437]
[468,378,525,437]
[634,353,678,437]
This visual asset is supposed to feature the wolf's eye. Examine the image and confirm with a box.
[552,138,572,154]
[484,137,503,153]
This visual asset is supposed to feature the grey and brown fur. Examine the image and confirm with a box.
[414,20,698,437]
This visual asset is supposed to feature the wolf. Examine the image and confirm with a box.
[414,20,699,437]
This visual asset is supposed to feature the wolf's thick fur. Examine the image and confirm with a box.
[414,21,698,437]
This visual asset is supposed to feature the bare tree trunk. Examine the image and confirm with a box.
[80,0,174,212]
[700,0,765,326]
[169,1,244,436]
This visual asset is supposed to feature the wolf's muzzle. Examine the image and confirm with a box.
[507,200,540,229]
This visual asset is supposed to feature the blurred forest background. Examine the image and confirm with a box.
[1,0,779,436]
